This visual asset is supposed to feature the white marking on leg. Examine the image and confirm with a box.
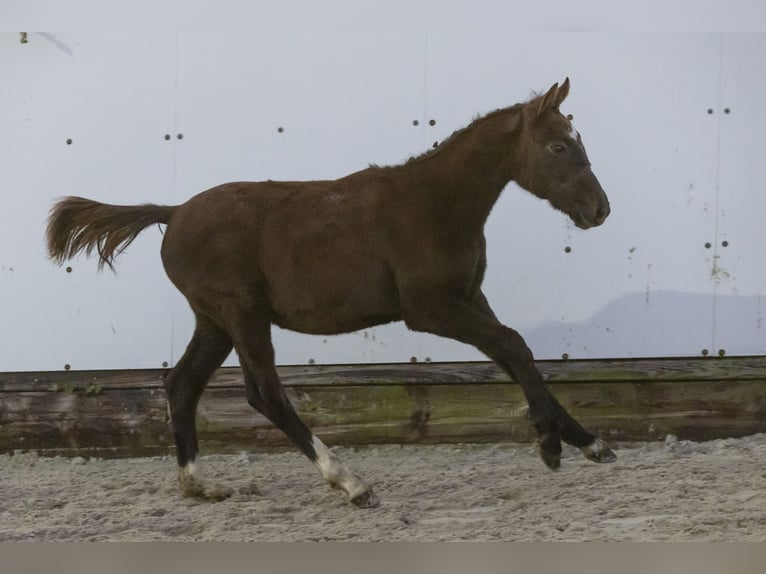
[183,460,198,480]
[179,458,201,497]
[178,458,233,500]
[311,435,370,501]
[585,438,606,453]
[581,438,616,462]
[179,458,201,491]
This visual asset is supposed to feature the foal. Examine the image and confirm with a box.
[47,78,613,508]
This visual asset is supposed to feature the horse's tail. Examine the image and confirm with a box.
[46,196,177,271]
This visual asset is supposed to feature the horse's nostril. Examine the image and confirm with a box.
[595,205,610,223]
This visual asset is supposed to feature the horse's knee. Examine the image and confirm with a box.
[245,382,294,424]
[481,327,535,367]
[504,329,535,364]
[164,384,197,421]
[244,384,263,411]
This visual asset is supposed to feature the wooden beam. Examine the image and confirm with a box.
[1,357,765,458]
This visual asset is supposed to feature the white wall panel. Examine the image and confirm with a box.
[714,33,766,356]
[1,19,765,371]
[1,33,176,371]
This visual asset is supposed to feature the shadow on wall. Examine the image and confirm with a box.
[522,290,764,360]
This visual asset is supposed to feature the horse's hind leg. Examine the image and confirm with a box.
[164,313,234,501]
[231,316,379,508]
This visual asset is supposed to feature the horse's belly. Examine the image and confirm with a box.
[267,266,401,335]
[272,308,401,336]
[270,298,402,335]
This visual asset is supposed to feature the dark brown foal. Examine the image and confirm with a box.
[47,78,613,508]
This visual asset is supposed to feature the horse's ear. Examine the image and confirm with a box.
[556,77,570,106]
[530,78,571,118]
[533,82,559,117]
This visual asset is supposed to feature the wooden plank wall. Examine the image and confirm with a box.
[1,357,766,458]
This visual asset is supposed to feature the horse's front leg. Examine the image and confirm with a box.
[469,291,616,465]
[401,288,616,469]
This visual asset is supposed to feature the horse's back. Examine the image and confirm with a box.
[161,174,402,332]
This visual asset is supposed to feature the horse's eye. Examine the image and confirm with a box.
[549,143,566,154]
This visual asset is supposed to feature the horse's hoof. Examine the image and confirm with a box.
[540,448,561,471]
[351,489,380,509]
[181,475,234,502]
[538,434,562,470]
[581,438,617,464]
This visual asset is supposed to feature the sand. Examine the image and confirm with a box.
[1,434,765,541]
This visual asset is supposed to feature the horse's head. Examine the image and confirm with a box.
[518,78,610,230]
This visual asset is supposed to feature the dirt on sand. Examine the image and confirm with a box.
[2,434,765,541]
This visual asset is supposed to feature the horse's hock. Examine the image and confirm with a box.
[2,356,766,458]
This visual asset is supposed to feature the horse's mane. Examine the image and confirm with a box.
[373,102,526,170]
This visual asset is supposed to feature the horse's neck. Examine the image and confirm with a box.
[403,122,520,232]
